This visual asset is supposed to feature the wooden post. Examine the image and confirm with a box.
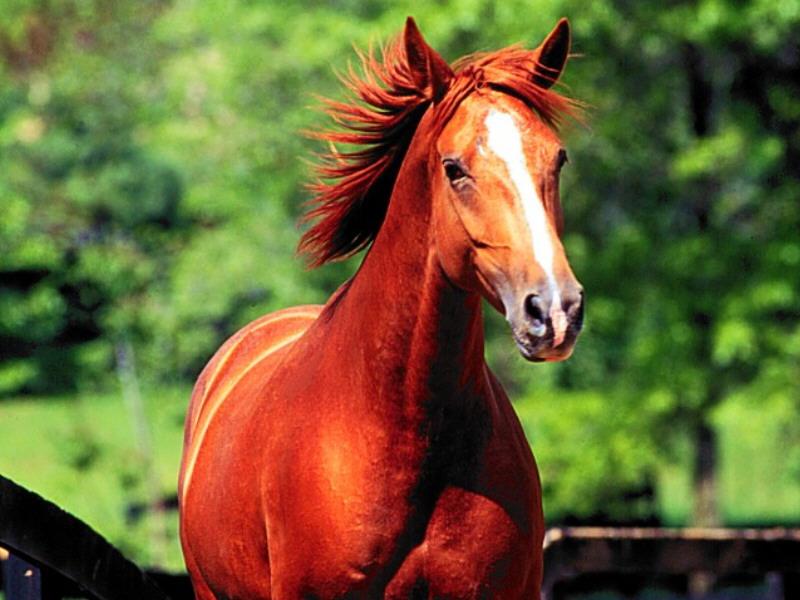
[116,339,168,567]
[4,552,42,600]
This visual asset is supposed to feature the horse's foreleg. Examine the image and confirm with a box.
[384,544,427,599]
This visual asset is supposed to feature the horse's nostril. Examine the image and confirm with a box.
[524,294,547,336]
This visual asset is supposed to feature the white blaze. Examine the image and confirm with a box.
[484,109,567,346]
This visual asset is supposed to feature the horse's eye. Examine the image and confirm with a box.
[443,159,468,184]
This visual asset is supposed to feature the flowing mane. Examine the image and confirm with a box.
[299,32,578,267]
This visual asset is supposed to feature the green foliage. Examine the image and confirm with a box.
[0,1,182,393]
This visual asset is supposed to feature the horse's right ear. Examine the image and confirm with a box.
[404,17,454,102]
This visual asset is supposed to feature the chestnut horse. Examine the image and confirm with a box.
[179,17,584,599]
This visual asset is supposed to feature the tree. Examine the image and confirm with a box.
[0,2,185,394]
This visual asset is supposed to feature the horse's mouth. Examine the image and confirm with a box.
[512,327,576,363]
[513,336,545,361]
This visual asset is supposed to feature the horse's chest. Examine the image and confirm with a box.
[257,371,542,597]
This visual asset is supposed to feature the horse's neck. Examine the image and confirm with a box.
[331,138,486,415]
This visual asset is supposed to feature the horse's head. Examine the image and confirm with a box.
[303,18,584,362]
[406,19,584,362]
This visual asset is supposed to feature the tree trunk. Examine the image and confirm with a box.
[692,421,720,527]
[684,47,720,599]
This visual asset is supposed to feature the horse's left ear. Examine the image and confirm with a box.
[532,18,571,89]
[404,17,454,102]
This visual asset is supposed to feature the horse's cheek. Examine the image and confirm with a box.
[433,195,481,292]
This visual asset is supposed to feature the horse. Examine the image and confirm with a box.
[179,17,584,599]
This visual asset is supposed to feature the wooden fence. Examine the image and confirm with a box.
[0,475,191,600]
[543,526,800,599]
[3,474,800,599]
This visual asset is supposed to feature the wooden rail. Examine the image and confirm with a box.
[543,526,800,599]
[3,472,800,600]
[0,475,190,600]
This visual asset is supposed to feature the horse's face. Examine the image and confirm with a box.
[432,90,583,362]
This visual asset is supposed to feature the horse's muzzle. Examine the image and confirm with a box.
[511,286,584,362]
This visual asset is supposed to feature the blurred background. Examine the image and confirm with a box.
[0,0,798,575]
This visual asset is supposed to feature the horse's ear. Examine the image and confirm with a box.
[404,17,454,102]
[532,18,571,89]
